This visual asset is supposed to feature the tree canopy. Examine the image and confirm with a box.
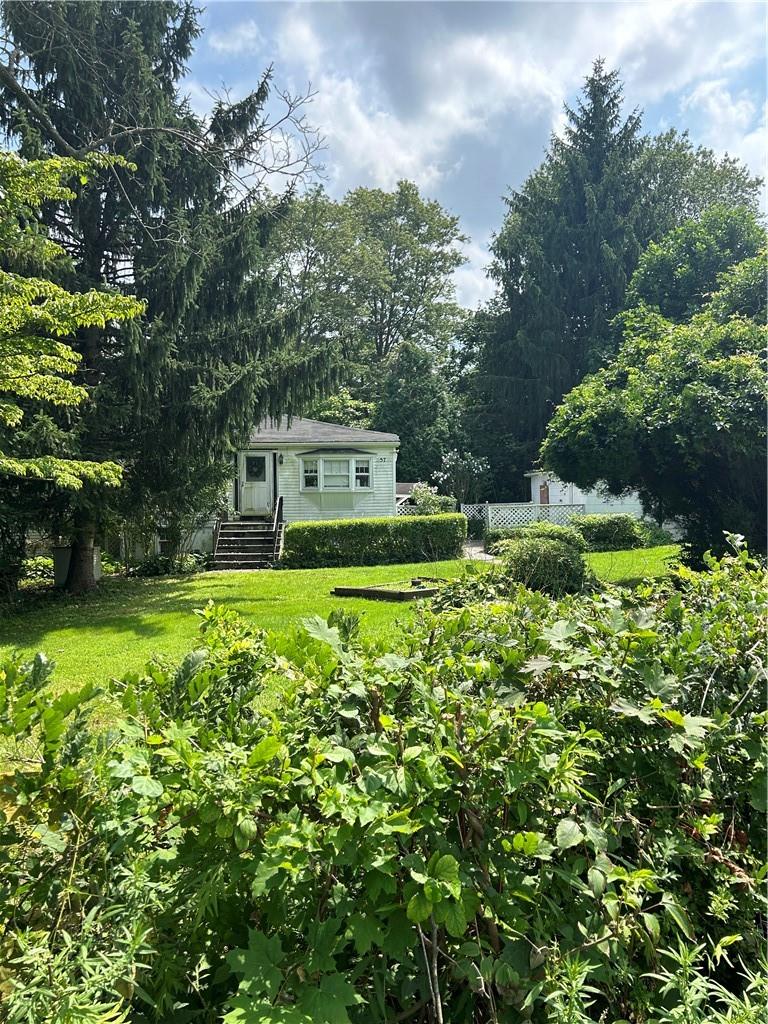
[541,207,767,558]
[463,61,762,499]
[0,153,144,594]
[270,179,468,480]
[0,0,327,589]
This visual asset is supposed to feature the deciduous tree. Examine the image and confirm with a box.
[0,152,141,593]
[541,209,767,557]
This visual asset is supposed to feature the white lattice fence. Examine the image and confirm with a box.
[395,504,422,515]
[487,503,585,528]
[460,503,488,524]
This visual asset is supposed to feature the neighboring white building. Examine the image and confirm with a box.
[524,470,644,517]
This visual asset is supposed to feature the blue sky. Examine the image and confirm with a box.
[185,1,767,307]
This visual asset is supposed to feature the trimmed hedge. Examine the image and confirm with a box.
[571,512,643,551]
[280,513,467,568]
[500,537,587,595]
[485,521,587,554]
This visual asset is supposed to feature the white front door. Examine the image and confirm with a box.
[239,452,273,515]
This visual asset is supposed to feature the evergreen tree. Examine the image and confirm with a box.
[0,2,326,590]
[465,60,762,499]
[467,61,641,498]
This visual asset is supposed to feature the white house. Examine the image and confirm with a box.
[200,418,400,568]
[524,470,644,517]
[232,417,399,521]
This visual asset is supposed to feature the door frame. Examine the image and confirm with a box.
[238,450,275,516]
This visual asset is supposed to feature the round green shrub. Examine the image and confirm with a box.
[571,513,643,551]
[500,537,586,595]
[638,520,676,547]
[487,521,587,555]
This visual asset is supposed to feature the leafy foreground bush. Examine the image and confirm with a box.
[499,537,588,595]
[485,522,587,555]
[571,514,644,552]
[281,513,467,568]
[0,548,765,1023]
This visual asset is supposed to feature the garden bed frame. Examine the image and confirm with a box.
[331,577,443,602]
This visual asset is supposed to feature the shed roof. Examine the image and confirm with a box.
[248,416,399,445]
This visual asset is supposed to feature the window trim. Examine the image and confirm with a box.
[300,455,374,493]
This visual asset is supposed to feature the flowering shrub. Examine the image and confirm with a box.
[408,482,457,514]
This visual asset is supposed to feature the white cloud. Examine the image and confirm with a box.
[209,18,264,56]
[273,1,765,197]
[681,80,766,175]
[453,239,495,310]
[276,11,325,75]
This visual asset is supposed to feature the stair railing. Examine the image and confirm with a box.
[271,495,283,564]
[213,516,222,556]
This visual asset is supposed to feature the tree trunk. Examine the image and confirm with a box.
[65,519,98,593]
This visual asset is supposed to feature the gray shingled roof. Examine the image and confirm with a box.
[249,417,399,445]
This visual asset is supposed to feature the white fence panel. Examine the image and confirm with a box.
[461,503,585,528]
[460,503,487,524]
[488,503,585,528]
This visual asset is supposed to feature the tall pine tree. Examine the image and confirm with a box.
[0,2,327,589]
[467,60,641,498]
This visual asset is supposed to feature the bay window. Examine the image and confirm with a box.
[300,455,373,492]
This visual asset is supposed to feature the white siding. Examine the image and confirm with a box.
[528,472,644,517]
[277,447,397,522]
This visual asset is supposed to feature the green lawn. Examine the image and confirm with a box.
[586,544,679,584]
[0,546,679,690]
[0,559,476,689]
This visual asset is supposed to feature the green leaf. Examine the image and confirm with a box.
[226,930,284,999]
[301,616,344,654]
[641,912,660,944]
[588,867,605,898]
[662,896,694,939]
[555,818,584,849]
[249,736,282,765]
[406,891,433,923]
[349,913,380,954]
[296,973,361,1024]
[131,775,164,798]
[610,698,655,724]
[432,853,461,897]
[444,901,468,937]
